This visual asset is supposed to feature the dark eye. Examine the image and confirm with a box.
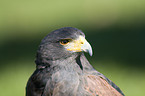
[60,39,70,45]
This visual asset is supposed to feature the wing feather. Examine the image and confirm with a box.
[84,75,123,96]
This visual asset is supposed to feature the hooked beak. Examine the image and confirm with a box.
[65,36,93,56]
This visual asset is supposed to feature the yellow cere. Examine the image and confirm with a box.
[66,36,86,52]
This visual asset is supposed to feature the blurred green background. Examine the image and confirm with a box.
[0,0,145,96]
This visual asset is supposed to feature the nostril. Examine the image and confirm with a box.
[81,42,84,44]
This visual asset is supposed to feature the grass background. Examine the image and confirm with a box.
[0,0,145,96]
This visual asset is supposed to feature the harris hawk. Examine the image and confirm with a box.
[26,27,124,96]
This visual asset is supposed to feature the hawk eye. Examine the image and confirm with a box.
[60,39,70,45]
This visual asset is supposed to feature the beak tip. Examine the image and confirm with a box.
[85,48,93,56]
[88,50,93,56]
[90,52,93,56]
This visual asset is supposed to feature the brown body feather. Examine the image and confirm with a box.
[84,75,123,96]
